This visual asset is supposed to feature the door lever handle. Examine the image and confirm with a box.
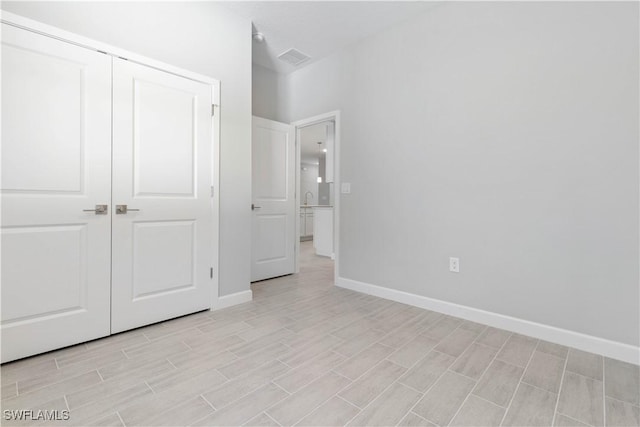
[251,204,262,210]
[83,204,108,215]
[116,205,140,214]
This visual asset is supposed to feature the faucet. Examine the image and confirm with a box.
[304,191,314,205]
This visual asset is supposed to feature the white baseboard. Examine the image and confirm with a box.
[212,290,253,311]
[337,277,640,365]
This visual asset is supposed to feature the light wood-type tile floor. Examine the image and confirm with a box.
[1,241,639,426]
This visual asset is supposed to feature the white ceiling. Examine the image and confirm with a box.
[220,1,437,74]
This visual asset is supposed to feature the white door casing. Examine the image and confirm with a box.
[1,24,112,362]
[111,58,214,333]
[251,117,295,282]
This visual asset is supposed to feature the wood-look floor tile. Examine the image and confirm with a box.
[85,413,124,427]
[397,412,436,426]
[339,360,406,408]
[473,359,524,407]
[296,396,360,426]
[412,371,475,426]
[537,341,569,359]
[387,334,438,369]
[334,343,394,380]
[433,327,478,357]
[279,334,343,368]
[450,343,498,380]
[332,329,387,358]
[193,383,288,426]
[118,369,227,426]
[522,350,565,393]
[274,351,345,394]
[449,394,505,426]
[399,350,456,392]
[605,397,640,427]
[203,359,290,409]
[68,383,153,425]
[476,327,511,349]
[605,357,640,406]
[3,371,101,411]
[245,412,281,426]
[218,343,290,379]
[266,372,351,426]
[140,396,214,426]
[502,383,557,427]
[496,334,538,368]
[566,349,603,381]
[347,383,421,426]
[557,371,603,426]
[422,317,462,341]
[554,413,590,427]
[67,360,175,410]
[1,381,17,400]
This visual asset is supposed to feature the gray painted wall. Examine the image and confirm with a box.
[2,1,253,297]
[284,2,640,346]
[252,63,287,122]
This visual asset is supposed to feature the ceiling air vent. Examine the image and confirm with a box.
[277,48,311,66]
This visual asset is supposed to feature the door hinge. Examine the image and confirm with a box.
[211,104,216,116]
[210,267,214,279]
[211,186,215,198]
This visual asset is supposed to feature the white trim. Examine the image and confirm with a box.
[210,84,221,311]
[336,276,640,364]
[0,11,217,85]
[292,111,341,285]
[211,290,253,311]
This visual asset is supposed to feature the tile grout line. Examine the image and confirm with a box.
[448,325,514,424]
[602,355,606,426]
[116,410,126,427]
[498,339,540,426]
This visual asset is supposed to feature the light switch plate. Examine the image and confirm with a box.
[341,183,351,194]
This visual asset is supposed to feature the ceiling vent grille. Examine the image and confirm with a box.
[277,48,311,66]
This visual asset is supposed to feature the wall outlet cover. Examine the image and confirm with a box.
[341,183,351,194]
[449,257,460,273]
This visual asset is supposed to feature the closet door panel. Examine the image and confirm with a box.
[111,58,213,333]
[0,24,112,362]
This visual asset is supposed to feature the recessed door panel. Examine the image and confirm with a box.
[254,127,289,201]
[134,80,196,197]
[255,214,288,263]
[0,24,112,363]
[112,58,213,333]
[132,220,196,299]
[1,44,85,193]
[1,225,88,322]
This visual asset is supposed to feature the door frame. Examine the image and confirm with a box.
[291,111,341,284]
[1,11,222,312]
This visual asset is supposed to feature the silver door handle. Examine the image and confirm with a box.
[251,204,262,210]
[83,204,108,215]
[116,205,141,214]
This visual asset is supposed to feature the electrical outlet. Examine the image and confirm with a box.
[449,257,460,273]
[341,183,351,194]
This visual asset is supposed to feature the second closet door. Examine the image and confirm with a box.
[111,58,214,333]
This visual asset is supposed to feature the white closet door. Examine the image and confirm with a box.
[0,24,112,362]
[251,117,296,282]
[111,58,213,333]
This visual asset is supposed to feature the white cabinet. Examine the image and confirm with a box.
[300,207,314,239]
[312,207,333,257]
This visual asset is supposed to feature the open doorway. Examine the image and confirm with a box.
[293,112,340,284]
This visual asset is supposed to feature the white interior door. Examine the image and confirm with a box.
[251,116,295,282]
[1,24,112,362]
[111,58,214,333]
